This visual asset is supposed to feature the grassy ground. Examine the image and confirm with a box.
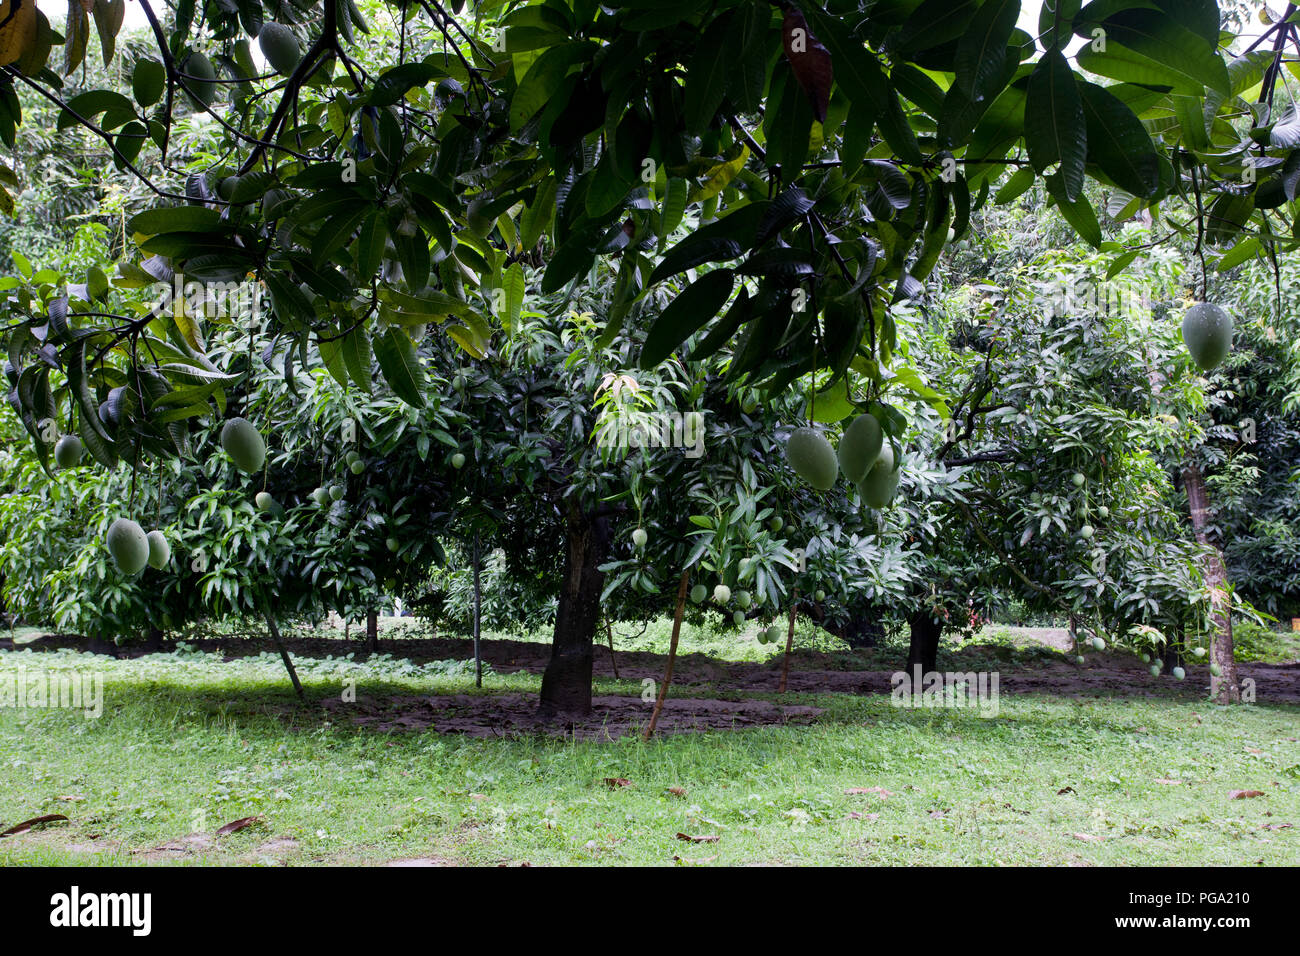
[1,626,1297,866]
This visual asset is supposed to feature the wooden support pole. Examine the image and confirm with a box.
[643,571,690,741]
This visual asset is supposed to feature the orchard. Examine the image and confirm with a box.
[0,0,1298,873]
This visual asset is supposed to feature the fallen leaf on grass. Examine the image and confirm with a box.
[1073,832,1102,841]
[846,787,892,799]
[1261,823,1293,831]
[216,815,265,837]
[676,832,720,843]
[1246,748,1264,755]
[469,793,487,801]
[1229,790,1265,800]
[0,814,69,838]
[603,778,631,789]
[1057,786,1076,795]
[666,787,687,798]
[54,795,85,803]
[848,812,880,822]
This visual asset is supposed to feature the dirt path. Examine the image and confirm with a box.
[322,692,824,739]
[10,630,1297,710]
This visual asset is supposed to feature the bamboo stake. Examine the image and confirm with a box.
[605,617,620,680]
[779,591,800,693]
[643,571,690,741]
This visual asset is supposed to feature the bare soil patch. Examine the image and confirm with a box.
[8,631,1299,705]
[322,692,824,739]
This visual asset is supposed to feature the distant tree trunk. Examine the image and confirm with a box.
[142,626,166,653]
[366,610,378,654]
[1183,464,1240,703]
[803,603,882,648]
[906,611,943,676]
[539,502,610,720]
[1166,622,1185,672]
[472,534,482,689]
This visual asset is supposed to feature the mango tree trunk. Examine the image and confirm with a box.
[906,611,943,677]
[1183,464,1240,704]
[366,610,378,654]
[539,502,610,719]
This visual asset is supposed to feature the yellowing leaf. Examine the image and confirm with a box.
[690,146,749,204]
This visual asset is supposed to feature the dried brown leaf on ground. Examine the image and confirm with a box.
[0,814,69,838]
[216,815,265,837]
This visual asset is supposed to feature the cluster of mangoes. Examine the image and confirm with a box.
[786,413,899,507]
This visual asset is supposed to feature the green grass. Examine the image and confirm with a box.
[1,641,1297,866]
[1232,622,1300,664]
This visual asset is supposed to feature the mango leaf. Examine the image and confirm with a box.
[340,324,372,392]
[502,262,525,334]
[994,166,1036,204]
[63,1,90,75]
[129,205,223,236]
[1046,173,1102,247]
[640,269,735,369]
[893,0,980,56]
[1079,80,1161,198]
[782,7,832,123]
[690,287,750,362]
[1039,0,1082,51]
[446,308,491,358]
[954,0,1020,105]
[1026,50,1086,202]
[1083,8,1229,97]
[509,42,596,131]
[368,61,443,107]
[1216,235,1259,272]
[684,12,735,135]
[372,327,426,407]
[541,222,602,294]
[690,146,750,204]
[647,237,742,286]
[658,177,689,245]
[805,377,855,424]
[91,0,125,67]
[56,89,135,131]
[755,187,816,247]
